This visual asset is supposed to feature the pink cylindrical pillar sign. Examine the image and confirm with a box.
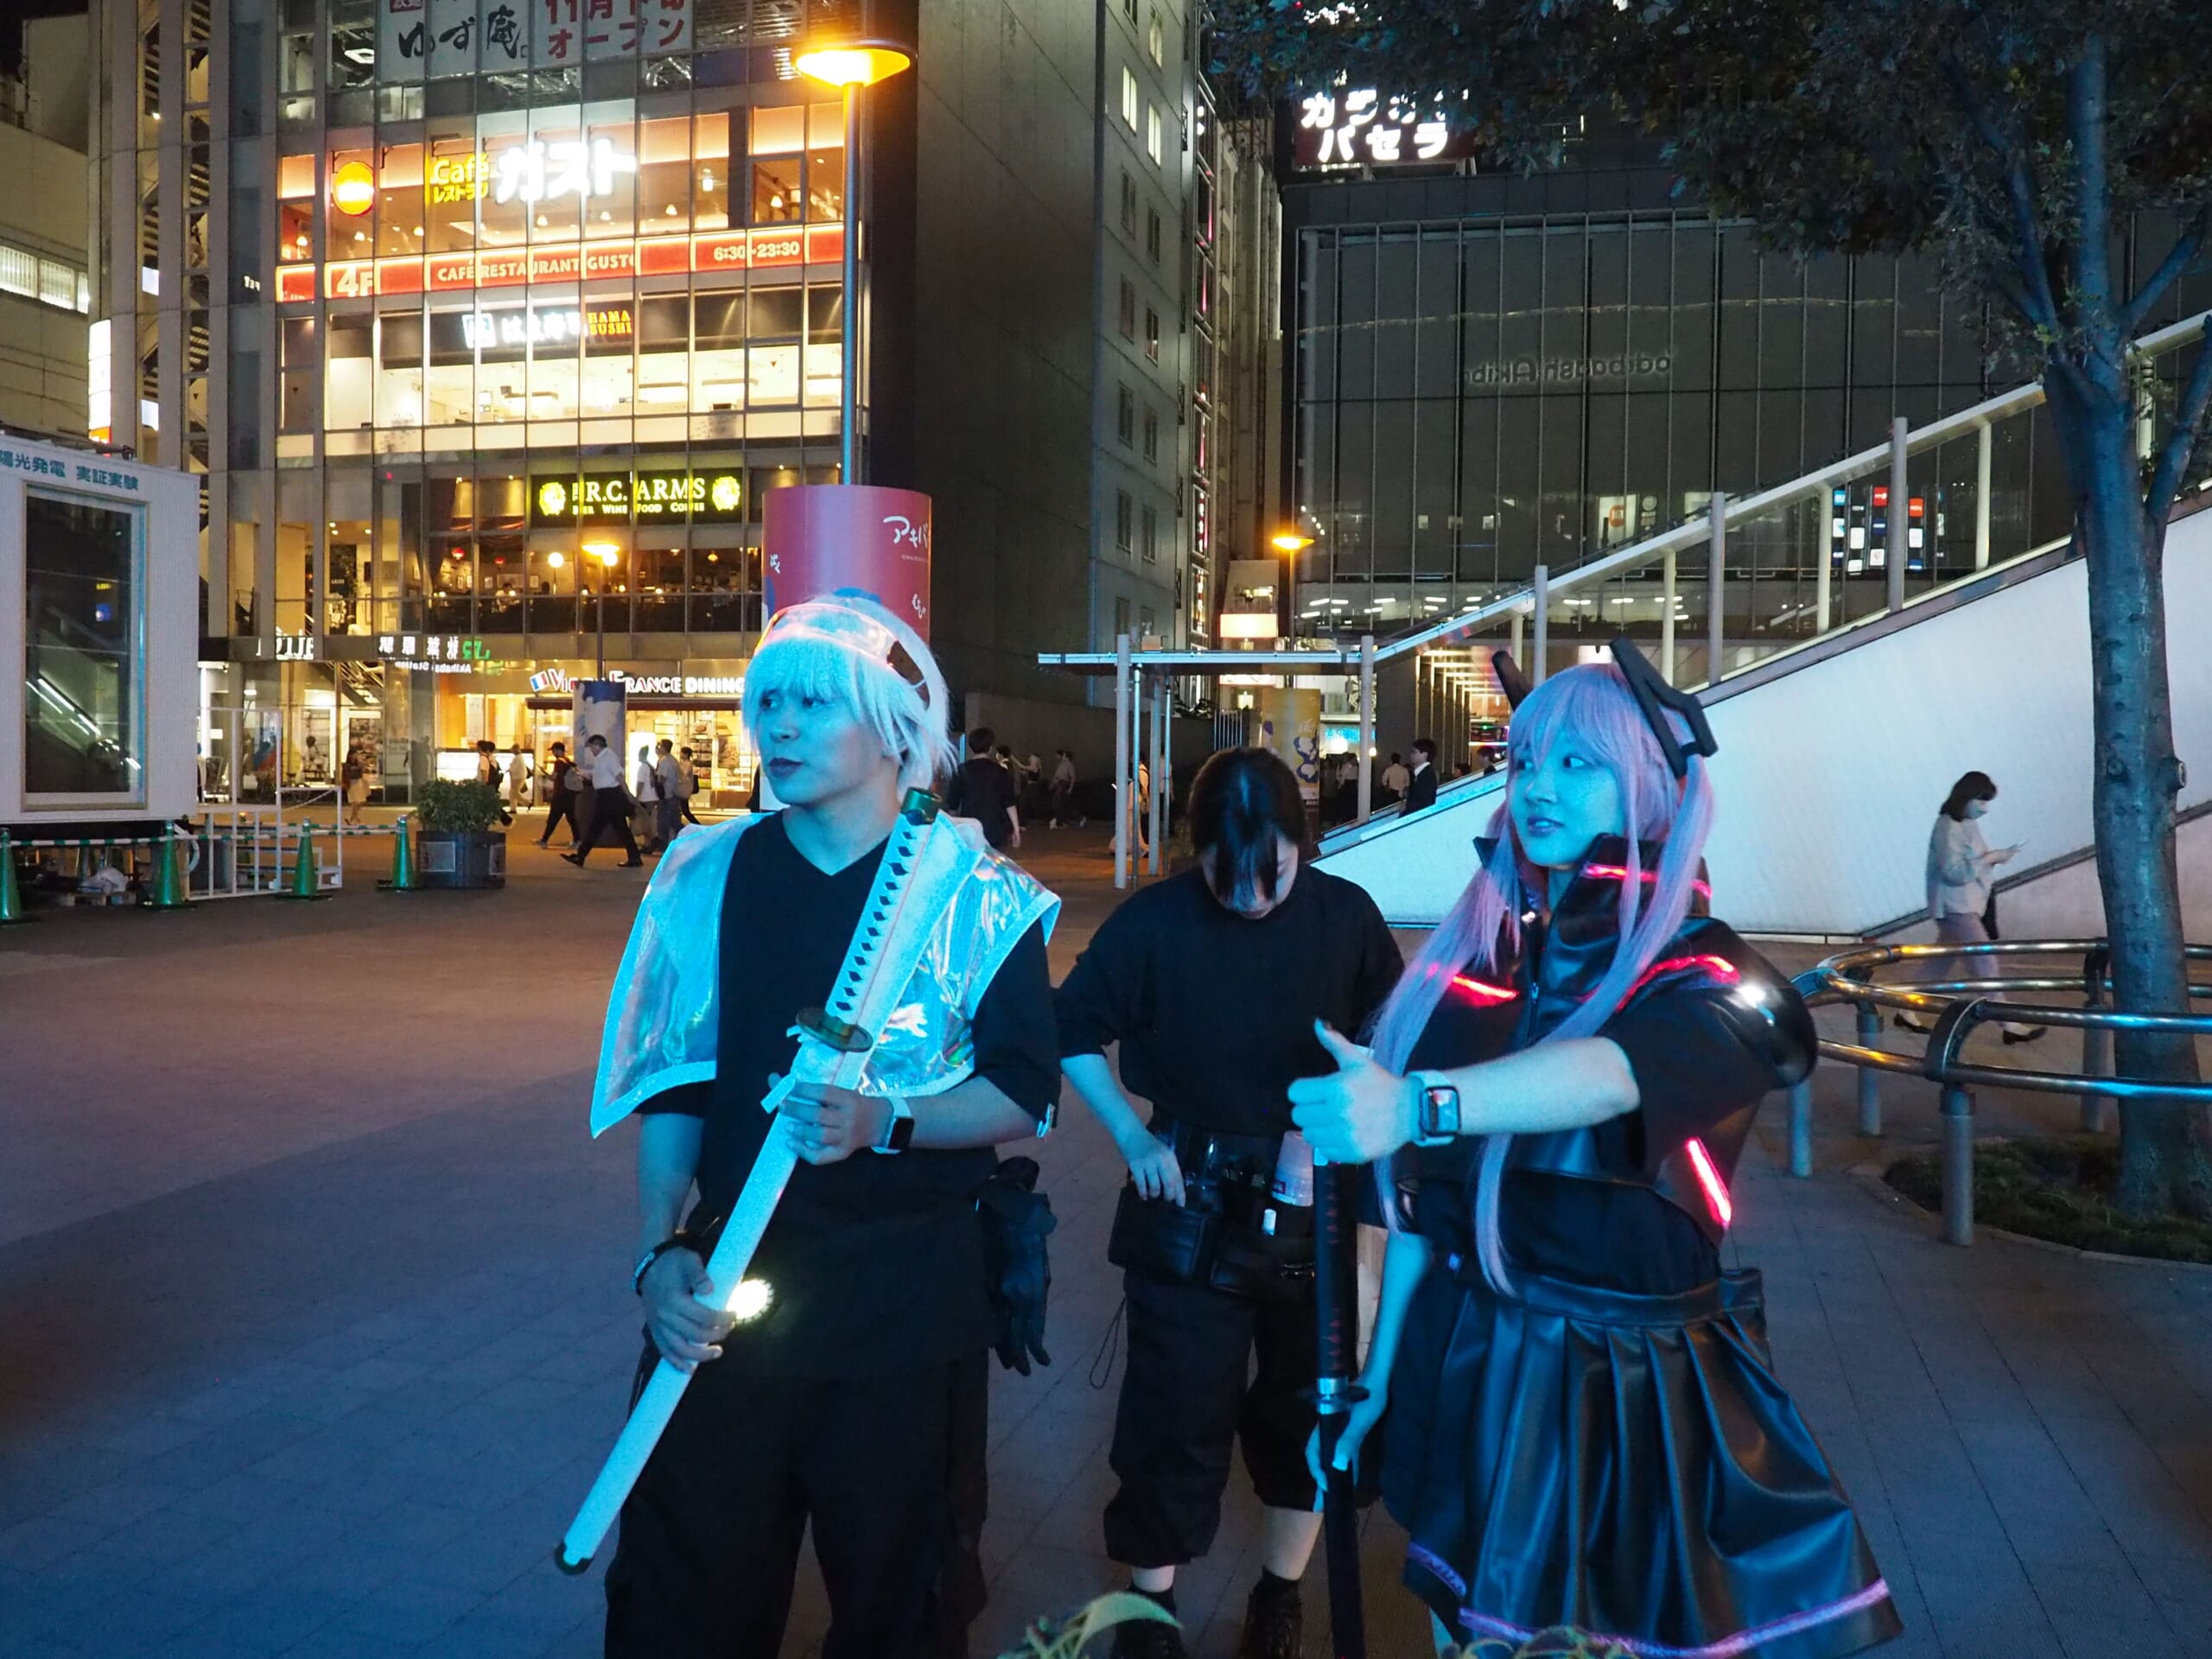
[761,484,933,639]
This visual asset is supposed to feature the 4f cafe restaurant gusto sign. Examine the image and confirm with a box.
[377,0,691,81]
[281,224,843,302]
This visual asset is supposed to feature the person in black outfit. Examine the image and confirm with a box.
[1290,650,1897,1659]
[594,598,1062,1659]
[945,726,1020,851]
[537,741,580,847]
[1403,737,1440,813]
[1056,748,1403,1659]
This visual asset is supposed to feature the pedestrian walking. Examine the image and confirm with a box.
[1292,645,1897,1659]
[1049,747,1081,828]
[676,746,704,825]
[340,747,367,826]
[477,740,513,824]
[632,744,663,853]
[945,726,1021,851]
[1056,748,1403,1659]
[537,741,582,848]
[563,735,644,868]
[653,739,684,850]
[1898,770,2033,1040]
[586,595,1061,1659]
[508,743,533,811]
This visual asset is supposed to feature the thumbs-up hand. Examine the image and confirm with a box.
[1288,1020,1418,1165]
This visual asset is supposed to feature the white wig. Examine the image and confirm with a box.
[744,592,955,791]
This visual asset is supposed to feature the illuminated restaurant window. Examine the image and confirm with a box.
[377,143,424,257]
[751,105,804,226]
[281,315,318,432]
[695,111,731,232]
[478,112,530,249]
[528,308,582,423]
[692,287,745,411]
[425,126,481,256]
[806,102,844,220]
[582,300,636,415]
[638,115,692,226]
[425,305,478,426]
[637,295,690,409]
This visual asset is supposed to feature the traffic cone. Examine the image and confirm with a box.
[279,823,327,900]
[143,825,192,912]
[0,833,33,925]
[378,815,421,892]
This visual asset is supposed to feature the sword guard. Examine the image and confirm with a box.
[796,1007,874,1053]
[899,788,943,823]
[1305,1377,1370,1414]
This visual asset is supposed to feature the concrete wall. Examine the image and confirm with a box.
[1885,810,2212,944]
[0,117,89,441]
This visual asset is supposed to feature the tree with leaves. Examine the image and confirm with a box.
[1213,0,2212,1220]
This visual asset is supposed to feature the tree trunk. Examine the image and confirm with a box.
[2054,361,2212,1220]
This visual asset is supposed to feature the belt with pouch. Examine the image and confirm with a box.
[1107,1115,1314,1301]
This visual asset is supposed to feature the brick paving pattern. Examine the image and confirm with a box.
[2,830,2209,1656]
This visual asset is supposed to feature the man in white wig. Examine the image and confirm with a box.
[589,594,1062,1657]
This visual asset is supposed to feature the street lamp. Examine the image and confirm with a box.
[1270,528,1313,639]
[583,540,621,678]
[795,35,914,486]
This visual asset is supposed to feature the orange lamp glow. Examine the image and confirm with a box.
[793,39,914,88]
[1270,529,1314,554]
[332,161,377,216]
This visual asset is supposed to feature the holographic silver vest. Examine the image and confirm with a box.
[589,813,1061,1136]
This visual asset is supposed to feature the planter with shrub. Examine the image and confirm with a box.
[410,779,507,890]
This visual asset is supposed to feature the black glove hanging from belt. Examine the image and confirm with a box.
[976,1156,1057,1375]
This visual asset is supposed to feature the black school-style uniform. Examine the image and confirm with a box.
[1382,840,1899,1659]
[1055,865,1402,1568]
[604,813,1058,1659]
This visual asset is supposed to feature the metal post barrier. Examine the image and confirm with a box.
[1855,1003,1883,1135]
[1974,421,1993,570]
[1887,417,1909,613]
[1356,634,1375,825]
[1530,564,1549,684]
[2080,950,2113,1132]
[1707,493,1727,685]
[1113,633,1131,892]
[1788,1079,1814,1178]
[1662,549,1678,684]
[1940,1083,1975,1245]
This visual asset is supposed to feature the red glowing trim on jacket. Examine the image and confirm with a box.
[1683,1136,1733,1229]
[1448,973,1518,1005]
[1580,862,1714,899]
[1628,952,1741,997]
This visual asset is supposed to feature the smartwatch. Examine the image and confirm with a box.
[1410,1071,1461,1147]
[872,1094,916,1154]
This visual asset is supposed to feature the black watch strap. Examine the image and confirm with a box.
[632,1233,695,1296]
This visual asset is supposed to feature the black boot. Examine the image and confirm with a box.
[1236,1572,1303,1659]
[1110,1586,1186,1659]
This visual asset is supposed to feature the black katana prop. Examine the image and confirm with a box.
[1309,1156,1368,1659]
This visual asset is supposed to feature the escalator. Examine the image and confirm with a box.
[1316,314,2212,937]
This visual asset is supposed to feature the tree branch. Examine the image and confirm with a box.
[2071,37,2114,330]
[2145,338,2212,525]
[1941,48,2063,334]
[2123,202,2212,335]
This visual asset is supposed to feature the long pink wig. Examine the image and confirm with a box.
[1367,662,1715,1294]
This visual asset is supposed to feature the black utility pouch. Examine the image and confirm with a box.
[1108,1185,1220,1284]
[1209,1208,1316,1303]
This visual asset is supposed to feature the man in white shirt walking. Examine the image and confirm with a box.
[652,739,684,849]
[563,734,644,868]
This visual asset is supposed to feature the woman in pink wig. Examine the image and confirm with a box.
[1290,641,1898,1659]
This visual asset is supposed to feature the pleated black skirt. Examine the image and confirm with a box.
[1382,1259,1900,1659]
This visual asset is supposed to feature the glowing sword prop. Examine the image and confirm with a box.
[557,789,972,1573]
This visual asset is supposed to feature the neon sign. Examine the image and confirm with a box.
[531,467,745,525]
[491,138,638,206]
[279,223,844,302]
[1292,89,1478,169]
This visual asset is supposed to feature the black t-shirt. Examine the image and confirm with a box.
[640,813,1058,1376]
[946,758,1018,848]
[1055,865,1403,1137]
[1405,945,1782,1294]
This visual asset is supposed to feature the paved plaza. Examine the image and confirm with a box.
[3,829,2211,1657]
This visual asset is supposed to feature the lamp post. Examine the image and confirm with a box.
[794,38,914,486]
[1269,528,1313,643]
[583,540,621,678]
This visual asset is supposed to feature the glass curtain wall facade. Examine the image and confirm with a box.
[1292,210,2212,652]
[101,0,867,799]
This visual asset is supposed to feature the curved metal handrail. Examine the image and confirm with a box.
[1787,938,2212,1245]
